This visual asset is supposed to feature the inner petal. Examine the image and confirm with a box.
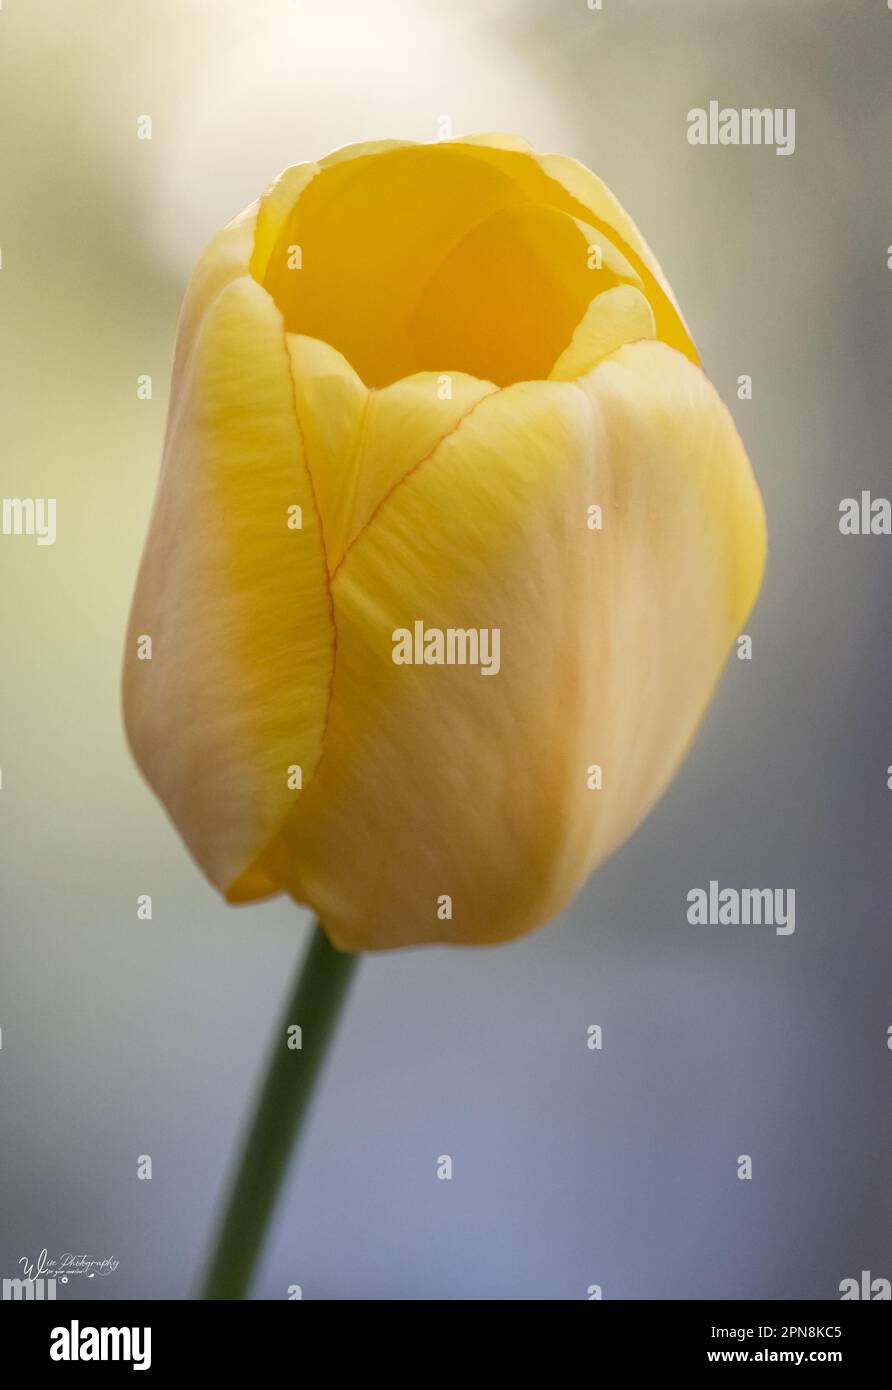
[259,144,646,388]
[408,203,628,387]
[262,146,522,386]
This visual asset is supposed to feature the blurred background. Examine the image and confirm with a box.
[1,0,891,1300]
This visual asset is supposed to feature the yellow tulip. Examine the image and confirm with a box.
[124,133,765,952]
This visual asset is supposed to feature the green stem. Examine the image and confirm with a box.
[200,920,359,1299]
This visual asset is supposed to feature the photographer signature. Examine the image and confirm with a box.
[18,1249,119,1282]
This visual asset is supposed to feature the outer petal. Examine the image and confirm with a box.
[168,202,257,418]
[257,342,763,950]
[123,276,335,899]
[286,334,497,571]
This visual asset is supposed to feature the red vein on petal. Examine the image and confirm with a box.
[330,382,503,580]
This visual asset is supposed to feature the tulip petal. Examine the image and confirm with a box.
[169,202,257,417]
[250,136,680,389]
[407,203,639,386]
[258,341,763,950]
[286,334,498,572]
[258,144,527,385]
[549,284,655,382]
[317,137,417,169]
[536,151,697,362]
[253,141,416,289]
[250,163,320,285]
[451,132,535,154]
[446,139,698,363]
[123,276,335,899]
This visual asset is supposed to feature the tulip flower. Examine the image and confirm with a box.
[124,132,765,952]
[123,135,765,1298]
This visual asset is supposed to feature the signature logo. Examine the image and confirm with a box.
[18,1249,119,1283]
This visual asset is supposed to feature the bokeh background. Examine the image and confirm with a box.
[1,0,891,1300]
